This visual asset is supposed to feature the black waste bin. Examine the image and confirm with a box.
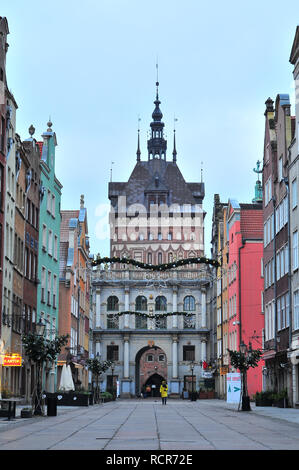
[47,394,57,416]
[190,392,197,401]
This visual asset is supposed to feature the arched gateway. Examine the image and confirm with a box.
[135,345,167,397]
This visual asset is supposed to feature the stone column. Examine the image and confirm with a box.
[121,335,132,398]
[170,335,180,395]
[201,288,207,328]
[124,287,130,328]
[95,289,101,328]
[172,338,178,378]
[124,338,130,378]
[172,287,178,328]
[95,340,101,358]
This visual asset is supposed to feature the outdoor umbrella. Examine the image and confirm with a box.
[59,363,75,391]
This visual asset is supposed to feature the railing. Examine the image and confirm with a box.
[92,268,212,282]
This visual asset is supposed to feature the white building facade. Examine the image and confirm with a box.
[91,82,214,397]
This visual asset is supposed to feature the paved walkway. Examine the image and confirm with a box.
[1,398,299,450]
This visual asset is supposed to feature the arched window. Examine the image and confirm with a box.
[158,252,163,264]
[184,295,195,311]
[155,295,167,311]
[135,295,147,311]
[107,296,119,311]
[147,252,152,264]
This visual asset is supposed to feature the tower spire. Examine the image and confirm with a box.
[147,65,167,160]
[136,117,141,162]
[173,116,178,162]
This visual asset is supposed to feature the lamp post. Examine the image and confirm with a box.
[240,341,251,411]
[111,364,115,399]
[34,319,46,415]
[190,361,196,401]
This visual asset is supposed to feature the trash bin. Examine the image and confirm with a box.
[47,394,57,416]
[190,392,197,401]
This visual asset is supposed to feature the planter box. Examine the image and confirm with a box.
[273,398,288,408]
[53,393,90,407]
[0,403,16,418]
[199,391,215,399]
[21,409,33,418]
[255,398,273,407]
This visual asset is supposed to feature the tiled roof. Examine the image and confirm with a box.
[240,205,263,240]
[109,159,204,206]
[60,210,79,242]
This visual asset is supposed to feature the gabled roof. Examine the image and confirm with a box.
[290,25,299,65]
[240,204,263,240]
[109,159,204,206]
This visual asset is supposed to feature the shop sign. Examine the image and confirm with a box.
[220,366,229,376]
[3,354,22,367]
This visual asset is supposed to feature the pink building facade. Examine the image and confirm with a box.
[227,199,265,397]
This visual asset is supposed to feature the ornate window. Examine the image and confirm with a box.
[136,315,147,330]
[155,295,167,311]
[184,295,195,311]
[135,295,147,311]
[107,295,119,311]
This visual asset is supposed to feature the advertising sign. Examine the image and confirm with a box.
[226,373,241,404]
[3,354,22,367]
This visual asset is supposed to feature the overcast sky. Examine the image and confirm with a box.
[2,0,298,258]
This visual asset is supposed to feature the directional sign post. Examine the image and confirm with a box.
[226,373,241,404]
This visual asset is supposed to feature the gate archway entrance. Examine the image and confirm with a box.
[144,373,165,397]
[135,345,167,396]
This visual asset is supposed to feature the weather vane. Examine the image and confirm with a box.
[253,160,263,181]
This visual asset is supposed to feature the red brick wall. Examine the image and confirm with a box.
[139,347,167,389]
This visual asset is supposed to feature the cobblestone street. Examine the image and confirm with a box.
[1,399,299,451]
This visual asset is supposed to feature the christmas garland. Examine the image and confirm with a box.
[92,255,220,270]
[107,310,194,318]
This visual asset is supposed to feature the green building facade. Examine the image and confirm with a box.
[37,121,62,392]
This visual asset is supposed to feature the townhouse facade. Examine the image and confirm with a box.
[289,27,299,408]
[36,121,62,392]
[262,94,294,403]
[1,87,18,395]
[58,197,91,390]
[0,17,9,389]
[210,190,265,400]
[210,194,228,398]
[21,130,41,400]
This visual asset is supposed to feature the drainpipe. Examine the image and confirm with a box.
[238,239,245,346]
[272,195,277,352]
[282,177,292,349]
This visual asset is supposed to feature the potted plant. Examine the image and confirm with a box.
[86,358,114,404]
[271,390,288,408]
[100,391,113,403]
[21,407,33,418]
[255,391,273,407]
[199,388,209,399]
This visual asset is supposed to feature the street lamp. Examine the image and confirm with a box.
[34,319,45,415]
[190,361,196,401]
[111,364,115,399]
[36,318,45,336]
[239,341,251,411]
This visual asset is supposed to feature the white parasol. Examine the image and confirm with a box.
[59,363,75,391]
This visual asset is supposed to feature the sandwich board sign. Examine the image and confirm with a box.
[226,373,241,403]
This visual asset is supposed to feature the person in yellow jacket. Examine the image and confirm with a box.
[160,380,168,405]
